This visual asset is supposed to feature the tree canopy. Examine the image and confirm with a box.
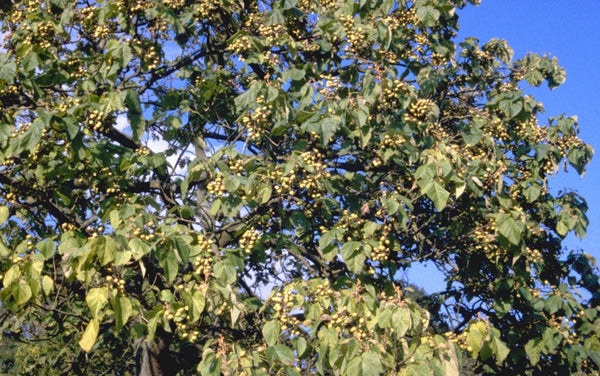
[0,0,598,375]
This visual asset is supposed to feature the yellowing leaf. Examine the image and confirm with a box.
[79,319,99,352]
[41,275,54,296]
[0,205,8,223]
[86,287,108,319]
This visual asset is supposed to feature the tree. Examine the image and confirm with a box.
[0,0,598,374]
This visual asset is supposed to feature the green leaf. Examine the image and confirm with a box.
[260,185,272,204]
[294,337,308,358]
[15,281,32,306]
[266,344,295,365]
[123,89,142,114]
[175,235,192,264]
[0,53,16,83]
[199,352,221,376]
[421,181,450,211]
[262,320,281,346]
[360,351,383,375]
[498,98,523,118]
[340,241,362,260]
[213,261,237,284]
[0,239,9,257]
[340,241,366,272]
[319,115,340,145]
[403,363,432,376]
[105,39,132,67]
[491,336,510,364]
[158,250,179,283]
[114,250,132,266]
[319,228,341,250]
[544,294,563,314]
[282,68,305,82]
[96,236,118,265]
[188,291,206,323]
[113,296,133,331]
[392,307,412,337]
[11,112,47,154]
[496,213,524,245]
[466,322,485,356]
[377,308,393,328]
[79,319,100,352]
[524,337,543,366]
[522,184,541,202]
[128,113,146,142]
[129,238,151,260]
[86,287,108,319]
[416,5,441,27]
[3,265,19,286]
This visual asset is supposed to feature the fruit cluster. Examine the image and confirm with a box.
[371,223,392,262]
[144,45,160,71]
[135,146,151,156]
[317,74,342,99]
[207,174,226,196]
[104,275,127,293]
[163,299,201,342]
[271,289,302,336]
[381,133,405,149]
[163,0,185,9]
[346,27,367,53]
[57,96,81,114]
[472,219,500,256]
[381,79,409,110]
[87,109,108,132]
[198,0,218,18]
[298,150,330,198]
[484,116,510,141]
[239,102,271,141]
[339,14,354,30]
[0,84,18,100]
[270,167,297,196]
[550,315,580,346]
[20,20,56,49]
[333,210,365,241]
[228,158,245,176]
[193,255,214,280]
[257,24,287,45]
[239,228,260,254]
[4,191,16,205]
[524,246,543,264]
[404,98,434,123]
[226,35,252,56]
[92,25,111,40]
[9,122,31,139]
[413,33,429,55]
[398,7,419,27]
[60,222,78,232]
[86,225,105,238]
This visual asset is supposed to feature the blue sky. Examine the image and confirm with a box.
[407,1,600,291]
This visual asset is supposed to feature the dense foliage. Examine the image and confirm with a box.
[0,0,598,375]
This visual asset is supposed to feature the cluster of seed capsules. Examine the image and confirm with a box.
[239,228,260,255]
[404,98,435,123]
[193,233,215,279]
[239,104,272,141]
[298,150,331,199]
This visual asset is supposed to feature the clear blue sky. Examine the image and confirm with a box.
[408,1,600,291]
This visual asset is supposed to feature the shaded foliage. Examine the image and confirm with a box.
[0,0,598,375]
